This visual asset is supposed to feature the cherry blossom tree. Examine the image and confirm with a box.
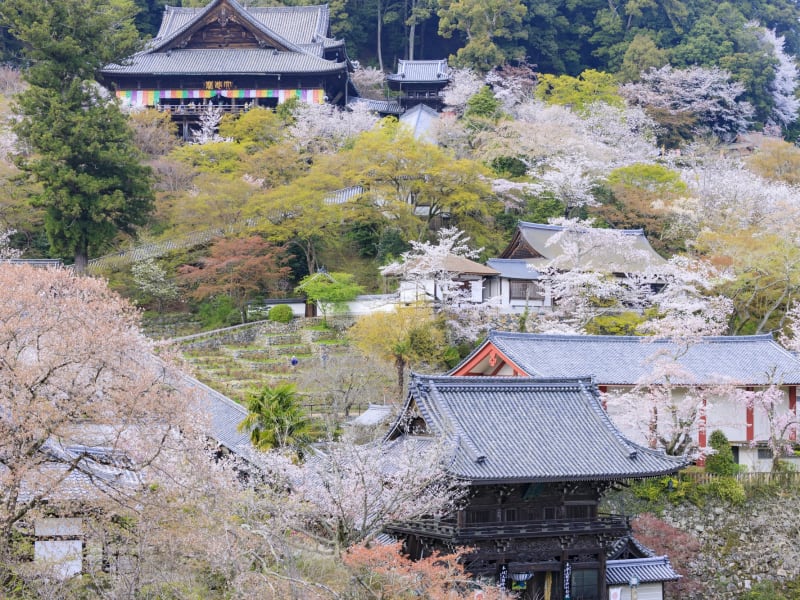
[530,156,603,217]
[733,384,799,468]
[441,67,484,115]
[191,103,226,144]
[0,263,202,578]
[259,436,464,556]
[760,28,800,129]
[621,65,755,141]
[343,542,510,599]
[288,101,378,155]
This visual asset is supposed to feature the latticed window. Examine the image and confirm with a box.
[509,280,544,301]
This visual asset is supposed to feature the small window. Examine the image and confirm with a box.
[509,280,544,301]
[566,505,591,520]
[505,508,518,522]
[467,510,492,524]
[758,448,774,460]
[571,569,599,600]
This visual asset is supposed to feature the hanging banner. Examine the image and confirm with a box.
[564,562,572,600]
[116,88,325,106]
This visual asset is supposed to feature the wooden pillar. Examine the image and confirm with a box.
[696,397,707,466]
[746,386,755,443]
[790,386,797,442]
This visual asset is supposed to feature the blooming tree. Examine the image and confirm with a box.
[288,101,378,155]
[530,155,603,217]
[442,67,484,115]
[260,436,464,556]
[621,65,755,141]
[191,103,226,144]
[760,27,800,129]
[0,264,201,570]
[733,384,799,468]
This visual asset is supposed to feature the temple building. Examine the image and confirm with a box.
[383,374,685,599]
[386,59,451,110]
[101,0,354,136]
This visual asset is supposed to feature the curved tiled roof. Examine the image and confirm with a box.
[387,59,450,83]
[482,331,800,385]
[103,48,346,75]
[503,221,666,272]
[486,258,541,279]
[156,3,332,46]
[606,556,681,585]
[388,375,686,483]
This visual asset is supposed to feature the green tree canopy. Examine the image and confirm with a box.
[2,0,153,270]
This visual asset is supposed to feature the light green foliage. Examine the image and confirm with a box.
[585,311,646,335]
[238,384,319,452]
[534,69,624,111]
[170,141,248,175]
[218,107,285,147]
[464,86,503,121]
[268,304,294,323]
[296,272,363,325]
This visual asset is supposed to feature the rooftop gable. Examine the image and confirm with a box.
[386,375,686,483]
[148,0,305,54]
[454,332,800,385]
[499,221,665,272]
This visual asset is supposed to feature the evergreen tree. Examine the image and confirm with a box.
[1,0,153,271]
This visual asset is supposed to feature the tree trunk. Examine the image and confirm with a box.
[409,23,416,60]
[395,355,406,397]
[73,245,88,274]
[377,2,384,72]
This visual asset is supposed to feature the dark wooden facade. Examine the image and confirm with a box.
[383,376,686,599]
[101,0,353,138]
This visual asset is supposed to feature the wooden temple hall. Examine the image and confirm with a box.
[101,0,355,136]
[383,375,685,600]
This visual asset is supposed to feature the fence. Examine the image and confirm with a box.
[680,470,800,488]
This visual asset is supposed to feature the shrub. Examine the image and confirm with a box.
[198,296,239,329]
[269,304,294,323]
[700,476,746,505]
[705,430,738,476]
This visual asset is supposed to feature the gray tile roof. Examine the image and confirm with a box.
[155,3,332,47]
[350,403,394,426]
[387,59,450,83]
[179,373,264,465]
[486,258,541,279]
[388,375,686,483]
[606,556,681,585]
[103,48,345,76]
[506,221,666,272]
[481,332,800,385]
[350,98,404,114]
[399,103,439,142]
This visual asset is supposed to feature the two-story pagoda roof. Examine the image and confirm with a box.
[454,331,800,386]
[386,375,686,484]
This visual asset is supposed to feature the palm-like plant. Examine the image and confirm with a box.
[238,383,320,451]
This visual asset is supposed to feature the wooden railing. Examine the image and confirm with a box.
[680,471,800,487]
[386,514,629,541]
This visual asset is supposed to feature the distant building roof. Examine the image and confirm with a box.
[350,404,394,426]
[461,331,800,385]
[500,221,665,272]
[381,254,500,278]
[351,98,404,115]
[486,258,540,280]
[386,375,686,483]
[606,556,681,585]
[387,59,450,83]
[399,103,439,142]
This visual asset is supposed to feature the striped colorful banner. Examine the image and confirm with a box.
[116,88,325,106]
